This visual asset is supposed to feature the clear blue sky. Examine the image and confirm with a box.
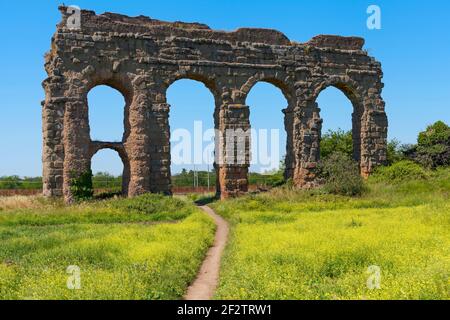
[0,0,449,176]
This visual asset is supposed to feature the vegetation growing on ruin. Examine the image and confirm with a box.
[69,169,94,201]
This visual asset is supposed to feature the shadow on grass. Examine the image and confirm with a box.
[194,195,219,206]
[94,191,122,200]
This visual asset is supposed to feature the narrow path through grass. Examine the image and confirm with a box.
[184,205,229,300]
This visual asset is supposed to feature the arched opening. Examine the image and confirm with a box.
[87,85,127,142]
[315,85,361,163]
[246,81,290,189]
[91,148,128,195]
[166,79,217,194]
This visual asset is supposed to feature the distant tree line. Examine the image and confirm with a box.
[320,120,450,168]
[5,121,447,192]
[0,168,286,190]
[0,172,122,190]
[0,176,42,190]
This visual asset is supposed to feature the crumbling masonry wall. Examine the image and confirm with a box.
[42,7,388,202]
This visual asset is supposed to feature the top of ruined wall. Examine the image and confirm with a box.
[57,6,365,50]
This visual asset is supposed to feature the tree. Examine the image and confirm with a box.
[418,121,450,147]
[386,139,409,165]
[409,121,450,168]
[70,169,94,201]
[320,129,353,159]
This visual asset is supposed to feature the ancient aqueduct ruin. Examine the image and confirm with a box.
[42,6,388,202]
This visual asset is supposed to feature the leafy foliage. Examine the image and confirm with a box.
[412,121,450,168]
[318,151,365,196]
[417,121,450,146]
[320,129,353,159]
[249,172,285,188]
[386,139,410,165]
[371,160,429,183]
[0,176,42,190]
[320,129,408,166]
[69,169,94,201]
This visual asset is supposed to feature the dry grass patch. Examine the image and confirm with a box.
[0,196,57,211]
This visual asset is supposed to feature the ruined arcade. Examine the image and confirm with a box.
[42,6,388,202]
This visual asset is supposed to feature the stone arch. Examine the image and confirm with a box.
[310,76,365,166]
[82,72,134,144]
[240,72,296,109]
[241,73,297,179]
[162,71,219,102]
[310,76,363,109]
[60,72,136,201]
[87,85,127,142]
[164,75,220,195]
[89,142,130,195]
[242,77,295,181]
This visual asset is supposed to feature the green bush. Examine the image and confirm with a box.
[69,169,94,201]
[318,151,365,196]
[320,129,353,159]
[371,160,429,183]
[407,121,450,168]
[109,193,191,217]
[386,139,409,165]
[418,121,450,146]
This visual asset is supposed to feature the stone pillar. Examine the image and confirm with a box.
[292,100,321,188]
[62,97,91,202]
[42,73,66,197]
[124,90,152,196]
[352,107,363,163]
[360,92,388,177]
[41,97,65,197]
[283,107,295,180]
[148,103,171,194]
[122,158,131,196]
[217,104,250,199]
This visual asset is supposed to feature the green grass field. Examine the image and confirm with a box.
[0,194,215,300]
[211,168,450,300]
[0,169,449,300]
